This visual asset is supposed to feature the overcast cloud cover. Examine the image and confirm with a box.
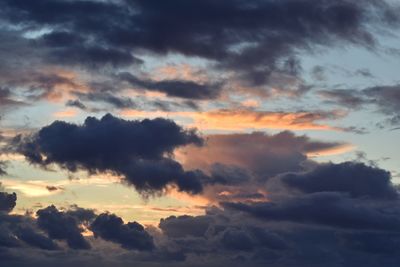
[1,0,400,266]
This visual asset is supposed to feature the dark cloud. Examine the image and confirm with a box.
[1,0,397,86]
[66,99,87,110]
[65,205,96,224]
[36,205,91,249]
[1,186,400,266]
[14,226,60,251]
[0,161,7,176]
[12,114,205,194]
[224,192,400,231]
[341,231,400,255]
[73,91,136,109]
[0,191,17,213]
[44,44,142,69]
[221,227,288,252]
[159,215,213,238]
[119,72,223,100]
[45,185,62,192]
[281,162,398,199]
[90,213,154,251]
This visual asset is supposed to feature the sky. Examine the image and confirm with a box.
[1,0,400,266]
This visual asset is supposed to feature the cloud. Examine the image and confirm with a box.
[0,87,26,109]
[365,85,400,117]
[65,99,87,110]
[221,227,288,252]
[90,213,154,251]
[14,226,60,251]
[36,205,92,249]
[4,181,61,197]
[72,91,136,109]
[0,191,17,213]
[159,215,213,238]
[2,178,400,267]
[0,161,7,176]
[53,109,79,118]
[119,72,223,100]
[180,131,350,178]
[318,89,367,109]
[0,0,397,92]
[12,114,205,195]
[224,192,400,231]
[281,162,398,199]
[319,85,400,127]
[121,109,349,131]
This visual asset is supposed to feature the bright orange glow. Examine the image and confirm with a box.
[120,109,345,132]
[306,144,356,157]
[53,108,79,118]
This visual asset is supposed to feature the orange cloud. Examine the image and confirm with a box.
[152,63,208,83]
[306,144,356,157]
[191,109,346,131]
[176,131,352,173]
[120,109,346,132]
[53,108,79,118]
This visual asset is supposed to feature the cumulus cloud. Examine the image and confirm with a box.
[90,213,154,251]
[36,205,92,249]
[12,114,205,195]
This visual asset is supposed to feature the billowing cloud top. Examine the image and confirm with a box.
[12,114,205,194]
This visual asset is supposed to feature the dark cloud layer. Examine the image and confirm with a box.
[1,0,397,86]
[12,114,205,194]
[224,192,400,231]
[14,226,60,251]
[159,215,213,238]
[2,157,400,266]
[0,192,160,258]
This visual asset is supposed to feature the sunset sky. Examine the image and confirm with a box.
[1,1,400,266]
